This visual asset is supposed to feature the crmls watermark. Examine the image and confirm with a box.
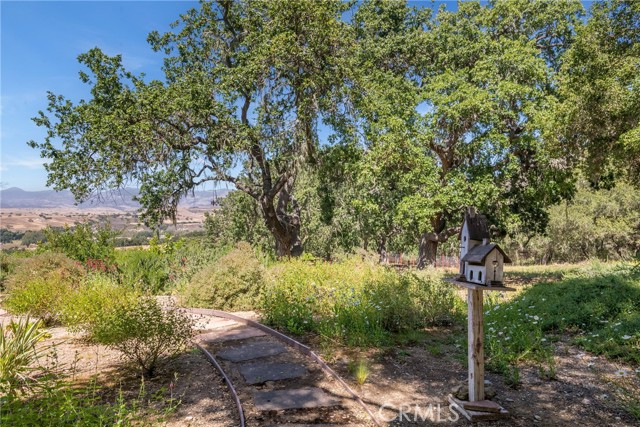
[378,402,460,423]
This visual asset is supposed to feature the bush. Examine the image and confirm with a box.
[3,253,86,324]
[38,223,117,263]
[115,249,170,293]
[21,230,46,246]
[0,317,49,397]
[59,274,140,331]
[91,297,193,377]
[0,229,24,244]
[0,250,33,291]
[262,258,459,346]
[176,242,265,311]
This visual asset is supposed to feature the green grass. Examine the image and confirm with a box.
[484,262,639,388]
[348,359,370,385]
[0,376,181,427]
[262,257,462,347]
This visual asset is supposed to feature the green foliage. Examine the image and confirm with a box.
[348,359,369,386]
[555,0,640,185]
[30,1,355,257]
[176,242,266,311]
[204,191,272,255]
[263,258,459,346]
[0,229,24,244]
[1,376,178,427]
[91,297,193,378]
[503,180,640,263]
[485,263,640,387]
[38,223,117,263]
[0,250,33,291]
[115,249,170,293]
[58,274,140,332]
[0,317,49,397]
[4,253,86,324]
[20,230,46,246]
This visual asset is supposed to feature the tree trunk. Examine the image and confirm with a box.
[262,176,303,258]
[377,237,388,264]
[417,234,438,269]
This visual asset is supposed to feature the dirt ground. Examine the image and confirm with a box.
[315,326,639,426]
[0,207,206,235]
[4,307,639,427]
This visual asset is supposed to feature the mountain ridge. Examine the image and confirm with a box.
[0,187,229,210]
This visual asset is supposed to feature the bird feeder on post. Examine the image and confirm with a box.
[445,208,513,421]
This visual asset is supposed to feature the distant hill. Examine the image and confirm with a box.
[0,187,229,210]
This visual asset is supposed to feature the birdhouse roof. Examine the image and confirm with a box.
[461,243,512,265]
[461,212,491,241]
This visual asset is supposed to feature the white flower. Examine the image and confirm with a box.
[615,369,628,377]
[533,321,538,324]
[622,335,632,340]
[529,306,535,309]
[541,338,547,342]
[498,331,504,336]
[533,315,540,321]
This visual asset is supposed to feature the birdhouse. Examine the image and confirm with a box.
[459,209,511,286]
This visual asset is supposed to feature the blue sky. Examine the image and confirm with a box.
[1,1,198,190]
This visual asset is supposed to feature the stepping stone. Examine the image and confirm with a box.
[198,327,267,343]
[217,341,287,362]
[253,387,341,411]
[239,362,308,384]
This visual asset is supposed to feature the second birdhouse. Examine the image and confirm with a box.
[459,209,511,286]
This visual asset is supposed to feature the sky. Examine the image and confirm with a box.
[1,1,198,191]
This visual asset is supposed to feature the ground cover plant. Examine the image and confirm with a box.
[485,263,640,386]
[263,257,462,346]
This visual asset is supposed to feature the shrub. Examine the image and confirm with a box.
[4,253,86,324]
[116,249,170,294]
[38,223,117,263]
[59,274,140,331]
[21,230,46,246]
[0,317,49,397]
[263,258,459,346]
[176,242,265,311]
[91,297,193,377]
[0,250,33,291]
[0,229,24,244]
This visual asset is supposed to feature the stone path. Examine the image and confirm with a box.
[190,312,371,426]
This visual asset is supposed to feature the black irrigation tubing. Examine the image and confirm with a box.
[193,339,246,427]
[187,308,384,427]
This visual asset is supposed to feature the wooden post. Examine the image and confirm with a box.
[468,288,484,401]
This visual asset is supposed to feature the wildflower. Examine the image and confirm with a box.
[541,338,547,342]
[621,335,632,340]
[533,315,540,321]
[529,306,535,309]
[615,369,628,377]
